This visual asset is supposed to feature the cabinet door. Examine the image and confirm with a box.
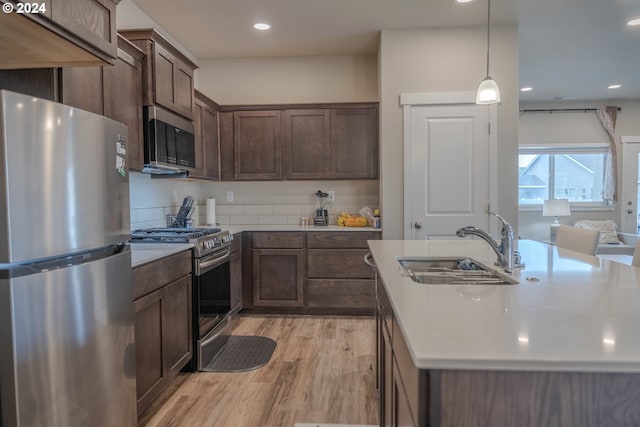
[60,65,110,116]
[253,248,303,307]
[382,325,394,427]
[174,60,194,118]
[202,104,220,180]
[162,275,193,376]
[191,100,206,178]
[134,288,165,413]
[111,39,144,171]
[283,109,331,179]
[50,0,117,59]
[230,248,242,312]
[234,111,282,180]
[394,360,418,427]
[153,42,176,111]
[331,108,378,179]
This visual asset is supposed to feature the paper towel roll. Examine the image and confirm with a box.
[206,198,216,226]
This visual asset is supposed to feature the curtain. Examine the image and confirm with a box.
[597,106,618,201]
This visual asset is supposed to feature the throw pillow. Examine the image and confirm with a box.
[574,220,622,244]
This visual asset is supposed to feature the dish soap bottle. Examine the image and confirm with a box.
[373,209,381,228]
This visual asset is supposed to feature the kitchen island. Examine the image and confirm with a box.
[369,239,640,427]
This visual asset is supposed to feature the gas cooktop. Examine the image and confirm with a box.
[130,227,232,258]
[131,227,222,242]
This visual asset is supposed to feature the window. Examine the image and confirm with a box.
[518,145,609,206]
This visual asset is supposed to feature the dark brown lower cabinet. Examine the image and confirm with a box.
[230,234,243,313]
[253,248,304,307]
[244,231,380,314]
[132,250,192,417]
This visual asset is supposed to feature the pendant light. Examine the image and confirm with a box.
[476,0,501,104]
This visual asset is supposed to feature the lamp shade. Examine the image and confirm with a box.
[542,199,571,217]
[476,76,501,104]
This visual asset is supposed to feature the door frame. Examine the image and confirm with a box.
[620,136,640,234]
[400,92,499,239]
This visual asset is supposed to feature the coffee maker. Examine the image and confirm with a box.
[314,190,330,226]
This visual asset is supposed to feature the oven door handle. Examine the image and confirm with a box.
[196,248,231,275]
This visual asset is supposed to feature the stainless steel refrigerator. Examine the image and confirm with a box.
[0,90,136,426]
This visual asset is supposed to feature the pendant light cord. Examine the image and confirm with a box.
[486,0,491,76]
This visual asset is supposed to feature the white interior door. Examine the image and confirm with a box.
[406,104,492,239]
[621,137,640,234]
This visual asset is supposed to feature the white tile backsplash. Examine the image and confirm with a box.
[244,204,273,215]
[129,172,379,229]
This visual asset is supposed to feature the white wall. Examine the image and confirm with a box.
[116,0,199,65]
[379,26,519,239]
[195,55,378,104]
[518,100,640,241]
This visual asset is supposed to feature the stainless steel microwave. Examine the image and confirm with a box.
[142,106,196,176]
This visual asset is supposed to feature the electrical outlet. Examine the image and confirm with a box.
[328,190,335,202]
[226,191,234,202]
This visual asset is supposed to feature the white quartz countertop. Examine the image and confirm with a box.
[368,239,640,373]
[130,243,193,267]
[209,224,381,235]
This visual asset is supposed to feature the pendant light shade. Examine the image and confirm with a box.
[476,76,501,104]
[476,0,501,105]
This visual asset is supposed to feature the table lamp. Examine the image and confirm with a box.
[543,199,571,225]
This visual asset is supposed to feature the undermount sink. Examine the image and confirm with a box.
[397,257,518,285]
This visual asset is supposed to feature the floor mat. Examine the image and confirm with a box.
[201,335,276,373]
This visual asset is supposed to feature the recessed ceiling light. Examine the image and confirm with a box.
[627,18,640,26]
[608,84,622,89]
[520,87,533,92]
[254,23,271,30]
[456,0,473,3]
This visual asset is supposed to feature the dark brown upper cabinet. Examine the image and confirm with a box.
[331,107,378,179]
[120,29,197,120]
[220,103,378,181]
[0,0,118,69]
[192,90,221,180]
[0,34,146,171]
[283,109,332,179]
[110,35,145,171]
[232,110,283,180]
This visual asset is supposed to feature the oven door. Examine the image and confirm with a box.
[194,247,232,340]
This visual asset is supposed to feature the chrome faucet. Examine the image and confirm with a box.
[456,211,516,272]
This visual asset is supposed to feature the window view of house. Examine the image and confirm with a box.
[518,147,608,205]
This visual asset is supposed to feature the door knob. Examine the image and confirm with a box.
[414,221,422,229]
[627,209,634,214]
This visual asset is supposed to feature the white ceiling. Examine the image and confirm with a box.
[130,0,640,102]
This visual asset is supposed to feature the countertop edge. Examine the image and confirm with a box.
[130,243,194,268]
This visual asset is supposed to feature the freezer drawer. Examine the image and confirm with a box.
[0,249,136,427]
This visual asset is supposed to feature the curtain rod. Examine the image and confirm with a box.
[520,107,621,113]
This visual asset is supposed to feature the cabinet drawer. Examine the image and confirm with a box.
[132,250,192,299]
[308,279,374,309]
[253,232,304,249]
[307,231,380,248]
[307,249,374,279]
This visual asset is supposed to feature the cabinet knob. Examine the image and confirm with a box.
[414,221,422,229]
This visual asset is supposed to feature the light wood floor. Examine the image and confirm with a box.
[140,315,379,427]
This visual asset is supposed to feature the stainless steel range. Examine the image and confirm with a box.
[131,227,235,371]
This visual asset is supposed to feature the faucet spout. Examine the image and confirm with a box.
[456,211,515,272]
